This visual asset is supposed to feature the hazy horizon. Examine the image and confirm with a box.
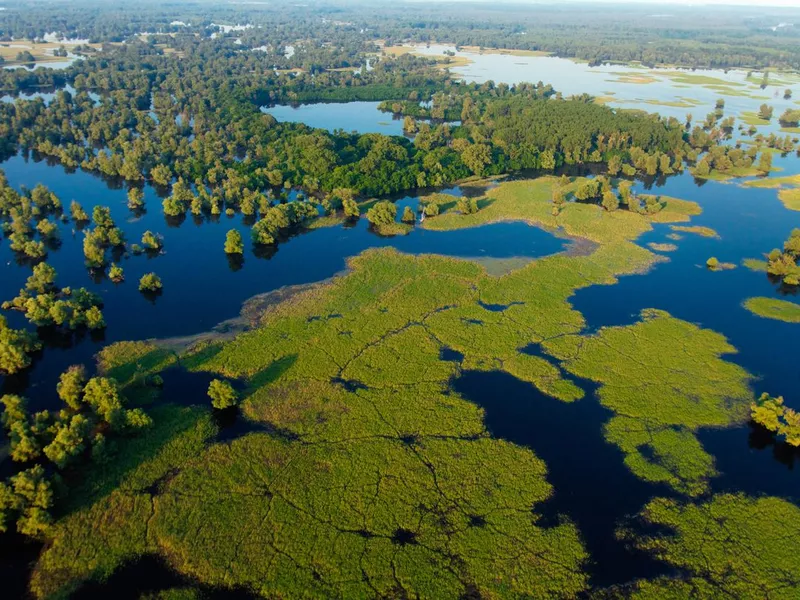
[401,0,800,7]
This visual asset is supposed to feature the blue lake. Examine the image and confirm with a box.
[262,100,460,136]
[262,101,409,136]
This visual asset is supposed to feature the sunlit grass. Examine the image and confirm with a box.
[544,309,752,495]
[621,494,800,599]
[30,176,752,597]
[743,297,800,323]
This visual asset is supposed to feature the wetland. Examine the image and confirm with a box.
[1,4,800,599]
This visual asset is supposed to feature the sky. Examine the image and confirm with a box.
[415,0,800,6]
[569,0,800,5]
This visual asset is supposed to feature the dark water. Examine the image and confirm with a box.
[453,348,800,588]
[452,368,671,587]
[572,169,800,407]
[0,153,564,410]
[158,367,220,408]
[0,532,42,600]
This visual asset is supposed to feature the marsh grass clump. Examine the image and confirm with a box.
[705,257,734,270]
[647,242,677,252]
[743,296,800,323]
[778,188,800,211]
[97,341,177,386]
[620,494,800,599]
[423,178,700,248]
[671,225,719,238]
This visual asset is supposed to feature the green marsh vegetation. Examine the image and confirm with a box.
[742,258,769,272]
[705,257,736,271]
[23,176,790,597]
[0,3,799,595]
[777,188,800,212]
[421,177,701,247]
[743,297,800,323]
[742,173,800,190]
[620,494,800,599]
[647,243,677,253]
[740,111,771,127]
[670,225,719,238]
[33,275,592,597]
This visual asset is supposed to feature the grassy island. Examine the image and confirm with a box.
[744,297,800,323]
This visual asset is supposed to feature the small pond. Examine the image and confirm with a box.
[261,100,460,136]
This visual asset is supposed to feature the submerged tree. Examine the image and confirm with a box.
[127,188,145,210]
[0,316,41,375]
[0,465,53,536]
[141,231,162,250]
[208,379,239,410]
[224,229,244,255]
[109,263,124,283]
[757,151,772,174]
[365,201,397,226]
[139,273,163,292]
[57,365,88,411]
[343,197,360,219]
[751,393,800,447]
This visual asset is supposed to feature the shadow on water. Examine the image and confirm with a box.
[0,532,42,600]
[701,422,800,502]
[71,554,260,600]
[212,406,290,444]
[158,368,273,443]
[158,367,220,407]
[452,363,670,588]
